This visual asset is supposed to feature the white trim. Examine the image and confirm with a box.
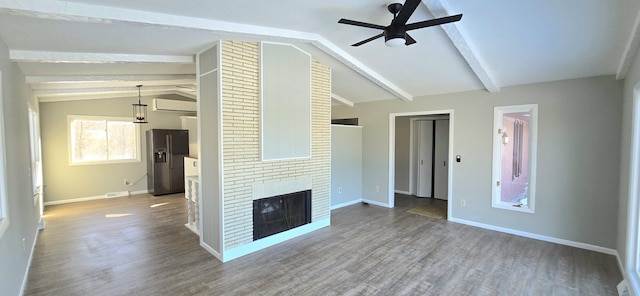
[394,190,411,195]
[449,217,618,255]
[626,85,640,296]
[421,0,500,93]
[389,110,454,221]
[222,218,330,262]
[19,223,40,296]
[0,71,8,239]
[362,198,392,208]
[331,93,355,107]
[10,50,194,64]
[331,199,363,210]
[43,190,148,206]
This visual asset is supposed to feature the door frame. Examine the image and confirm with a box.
[388,110,454,220]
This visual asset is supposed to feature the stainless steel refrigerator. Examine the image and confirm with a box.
[146,129,189,196]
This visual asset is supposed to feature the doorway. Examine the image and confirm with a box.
[411,117,449,199]
[388,110,454,219]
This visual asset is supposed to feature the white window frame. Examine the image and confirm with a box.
[491,104,538,213]
[28,104,43,205]
[626,86,640,296]
[0,71,9,238]
[67,115,141,166]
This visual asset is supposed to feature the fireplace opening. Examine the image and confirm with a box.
[253,190,311,241]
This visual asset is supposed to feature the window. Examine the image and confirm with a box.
[491,104,538,213]
[28,105,43,205]
[0,71,8,238]
[68,115,140,165]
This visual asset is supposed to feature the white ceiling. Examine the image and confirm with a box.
[0,0,639,105]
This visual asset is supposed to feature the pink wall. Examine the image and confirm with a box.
[500,114,530,203]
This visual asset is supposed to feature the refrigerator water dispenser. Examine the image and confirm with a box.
[154,148,167,163]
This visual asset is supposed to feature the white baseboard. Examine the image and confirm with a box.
[44,190,150,206]
[449,217,617,255]
[129,190,149,196]
[44,194,106,206]
[222,218,330,262]
[331,199,363,210]
[362,198,392,208]
[394,190,411,195]
[20,223,40,296]
[106,191,129,198]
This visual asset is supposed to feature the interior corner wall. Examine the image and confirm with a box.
[39,97,186,203]
[394,116,411,193]
[335,76,622,249]
[0,36,42,296]
[219,41,331,250]
[618,51,640,267]
[331,125,362,208]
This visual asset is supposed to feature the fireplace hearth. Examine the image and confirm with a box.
[253,190,311,241]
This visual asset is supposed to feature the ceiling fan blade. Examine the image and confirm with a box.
[405,33,417,46]
[391,0,422,26]
[406,14,463,31]
[352,33,384,47]
[338,18,386,30]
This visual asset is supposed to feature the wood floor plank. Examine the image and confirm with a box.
[23,193,621,295]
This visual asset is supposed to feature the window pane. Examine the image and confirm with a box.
[70,120,107,162]
[107,121,137,160]
[500,112,530,204]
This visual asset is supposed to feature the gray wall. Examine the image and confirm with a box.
[331,125,362,207]
[0,35,42,296]
[617,48,640,270]
[40,97,187,203]
[333,76,622,249]
[394,117,410,193]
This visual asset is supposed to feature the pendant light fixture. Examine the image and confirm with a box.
[132,85,148,124]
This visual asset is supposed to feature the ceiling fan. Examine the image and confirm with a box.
[338,0,462,47]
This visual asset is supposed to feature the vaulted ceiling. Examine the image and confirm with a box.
[0,0,639,105]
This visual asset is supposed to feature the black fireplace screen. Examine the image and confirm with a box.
[253,190,311,241]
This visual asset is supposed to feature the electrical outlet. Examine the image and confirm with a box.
[338,187,342,193]
[375,185,380,192]
[460,199,466,207]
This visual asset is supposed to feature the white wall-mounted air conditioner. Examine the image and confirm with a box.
[153,99,197,113]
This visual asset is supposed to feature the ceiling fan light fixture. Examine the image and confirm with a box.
[384,26,406,47]
[385,37,405,47]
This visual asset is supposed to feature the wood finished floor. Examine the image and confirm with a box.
[24,193,621,296]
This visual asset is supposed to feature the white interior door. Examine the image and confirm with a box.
[434,120,449,200]
[416,120,433,197]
